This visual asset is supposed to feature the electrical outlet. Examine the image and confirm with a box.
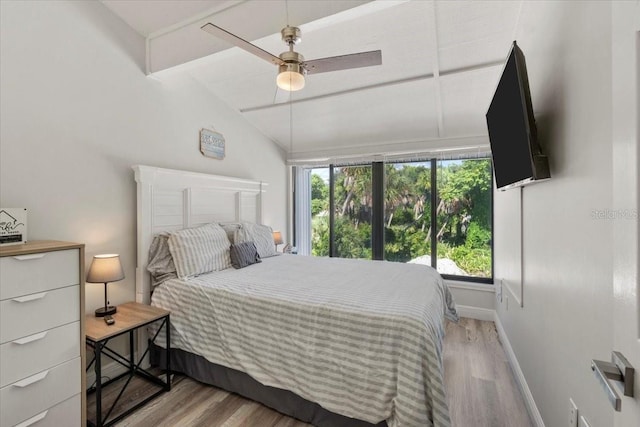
[569,398,578,427]
[496,279,503,303]
[579,416,591,427]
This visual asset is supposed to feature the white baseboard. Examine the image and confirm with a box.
[493,312,545,427]
[456,304,495,321]
[86,359,130,388]
[86,351,151,388]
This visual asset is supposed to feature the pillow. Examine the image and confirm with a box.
[229,241,262,269]
[234,222,278,258]
[220,222,241,244]
[147,232,177,287]
[167,223,231,278]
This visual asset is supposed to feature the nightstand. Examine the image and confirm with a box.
[85,302,170,427]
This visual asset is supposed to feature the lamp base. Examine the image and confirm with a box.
[95,306,117,317]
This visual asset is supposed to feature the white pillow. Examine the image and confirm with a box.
[168,223,231,278]
[219,222,241,244]
[234,222,278,258]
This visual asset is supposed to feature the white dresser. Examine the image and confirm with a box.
[0,241,85,427]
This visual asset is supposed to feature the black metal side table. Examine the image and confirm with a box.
[85,302,171,427]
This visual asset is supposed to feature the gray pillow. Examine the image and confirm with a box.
[147,232,177,287]
[230,241,262,269]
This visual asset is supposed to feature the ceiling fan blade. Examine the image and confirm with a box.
[201,23,283,66]
[303,50,382,75]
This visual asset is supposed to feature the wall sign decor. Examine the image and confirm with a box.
[200,128,225,160]
[0,208,27,245]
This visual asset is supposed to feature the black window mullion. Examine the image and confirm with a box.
[430,159,438,271]
[329,164,335,257]
[371,162,384,260]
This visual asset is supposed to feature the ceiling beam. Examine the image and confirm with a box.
[240,60,504,114]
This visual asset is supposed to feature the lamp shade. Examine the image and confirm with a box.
[277,63,305,91]
[273,231,283,245]
[86,254,124,283]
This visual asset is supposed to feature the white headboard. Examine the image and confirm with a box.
[133,165,267,304]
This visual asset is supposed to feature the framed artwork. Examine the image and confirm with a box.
[200,128,225,160]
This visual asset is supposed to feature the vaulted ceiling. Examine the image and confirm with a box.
[102,0,523,161]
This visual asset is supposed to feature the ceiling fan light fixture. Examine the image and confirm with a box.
[277,63,305,91]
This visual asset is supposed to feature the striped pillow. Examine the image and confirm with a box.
[220,223,241,244]
[167,223,231,278]
[234,222,278,258]
[229,241,262,269]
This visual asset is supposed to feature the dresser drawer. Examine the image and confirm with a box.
[0,322,80,387]
[0,249,79,300]
[12,394,80,427]
[0,285,79,344]
[0,357,80,427]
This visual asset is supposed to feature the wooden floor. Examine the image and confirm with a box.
[89,318,532,427]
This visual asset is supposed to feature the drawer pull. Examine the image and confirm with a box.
[11,292,47,303]
[12,331,48,345]
[13,254,46,261]
[13,370,49,388]
[14,410,48,427]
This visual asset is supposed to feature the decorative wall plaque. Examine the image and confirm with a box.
[200,128,225,160]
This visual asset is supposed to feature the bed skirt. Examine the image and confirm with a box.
[150,343,387,427]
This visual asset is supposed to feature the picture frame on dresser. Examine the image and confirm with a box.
[0,241,86,427]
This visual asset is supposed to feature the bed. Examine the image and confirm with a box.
[133,165,458,427]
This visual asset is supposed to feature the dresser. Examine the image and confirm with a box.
[0,241,86,427]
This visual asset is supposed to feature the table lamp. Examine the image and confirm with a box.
[273,231,283,251]
[86,254,124,317]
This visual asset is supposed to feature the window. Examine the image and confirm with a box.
[300,157,493,282]
[332,165,372,259]
[383,161,433,263]
[436,159,492,279]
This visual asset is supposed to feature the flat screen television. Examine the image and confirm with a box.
[486,41,550,191]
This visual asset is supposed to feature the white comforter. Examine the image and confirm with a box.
[151,254,457,427]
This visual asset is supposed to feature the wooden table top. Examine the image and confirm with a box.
[85,302,169,342]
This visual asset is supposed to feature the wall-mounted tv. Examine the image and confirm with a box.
[486,41,550,191]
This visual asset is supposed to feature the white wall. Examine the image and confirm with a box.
[494,2,615,426]
[0,0,287,312]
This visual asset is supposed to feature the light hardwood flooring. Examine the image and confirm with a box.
[88,318,532,427]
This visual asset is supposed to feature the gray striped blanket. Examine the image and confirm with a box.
[151,254,458,426]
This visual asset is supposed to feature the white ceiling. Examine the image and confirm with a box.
[102,0,523,161]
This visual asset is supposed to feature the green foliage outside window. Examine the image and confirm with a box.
[309,159,492,278]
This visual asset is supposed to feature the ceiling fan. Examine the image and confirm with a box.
[201,23,382,92]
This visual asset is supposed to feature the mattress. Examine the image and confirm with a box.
[150,254,458,427]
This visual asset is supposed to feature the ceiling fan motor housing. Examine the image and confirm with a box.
[279,51,307,74]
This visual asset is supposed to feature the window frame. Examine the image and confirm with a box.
[299,156,494,284]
